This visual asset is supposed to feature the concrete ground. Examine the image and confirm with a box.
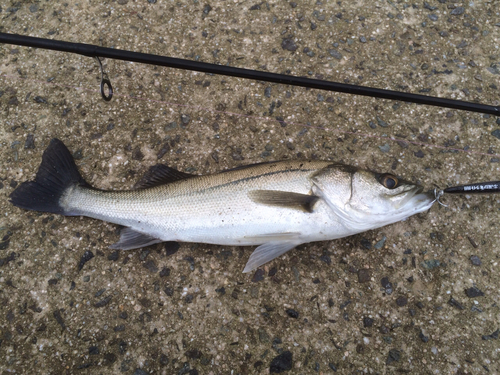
[1,1,499,374]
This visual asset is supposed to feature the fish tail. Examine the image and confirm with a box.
[10,138,89,215]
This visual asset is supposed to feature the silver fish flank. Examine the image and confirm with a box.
[10,139,435,272]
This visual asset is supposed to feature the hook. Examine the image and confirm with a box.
[94,57,113,101]
[433,189,448,207]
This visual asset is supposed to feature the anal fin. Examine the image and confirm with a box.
[243,241,302,273]
[110,227,163,250]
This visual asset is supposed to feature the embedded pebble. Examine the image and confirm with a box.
[379,143,390,153]
[358,269,371,283]
[164,242,180,256]
[94,295,112,308]
[448,297,465,310]
[481,329,499,341]
[78,251,94,271]
[108,251,119,261]
[89,346,99,355]
[34,96,48,104]
[202,4,211,15]
[1,253,16,267]
[470,255,481,266]
[159,267,170,277]
[363,317,374,327]
[53,309,66,329]
[376,116,388,127]
[419,330,429,343]
[0,240,10,250]
[374,237,386,249]
[491,129,500,140]
[281,38,298,51]
[269,351,293,373]
[465,287,484,298]
[132,147,144,161]
[386,349,401,365]
[450,7,465,16]
[114,324,125,332]
[360,238,372,249]
[252,269,265,282]
[24,134,35,149]
[142,260,158,273]
[180,114,191,126]
[396,296,408,307]
[328,49,342,60]
[320,254,331,265]
[414,150,425,158]
[421,259,441,270]
[381,277,393,295]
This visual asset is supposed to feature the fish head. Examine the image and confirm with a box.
[313,165,435,231]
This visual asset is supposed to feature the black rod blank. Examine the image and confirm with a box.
[1,32,499,116]
[444,181,500,194]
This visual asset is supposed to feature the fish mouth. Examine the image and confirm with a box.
[397,186,435,212]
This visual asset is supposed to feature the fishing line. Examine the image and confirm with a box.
[2,72,499,159]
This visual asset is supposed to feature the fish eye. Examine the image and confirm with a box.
[379,174,399,189]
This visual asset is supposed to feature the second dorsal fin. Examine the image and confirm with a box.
[133,164,196,189]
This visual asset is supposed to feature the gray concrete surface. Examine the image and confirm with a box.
[1,1,499,374]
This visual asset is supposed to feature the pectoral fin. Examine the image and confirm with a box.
[243,241,302,273]
[248,190,319,213]
[110,227,163,250]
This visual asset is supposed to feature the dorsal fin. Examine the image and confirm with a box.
[133,164,196,189]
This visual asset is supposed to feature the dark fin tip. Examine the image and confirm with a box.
[9,138,87,215]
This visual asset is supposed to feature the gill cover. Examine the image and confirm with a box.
[312,165,432,231]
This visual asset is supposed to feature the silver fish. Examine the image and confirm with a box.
[10,139,435,272]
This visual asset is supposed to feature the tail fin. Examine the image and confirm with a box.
[10,138,89,215]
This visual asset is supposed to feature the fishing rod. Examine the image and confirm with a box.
[1,32,499,116]
[432,180,500,205]
[444,181,500,194]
